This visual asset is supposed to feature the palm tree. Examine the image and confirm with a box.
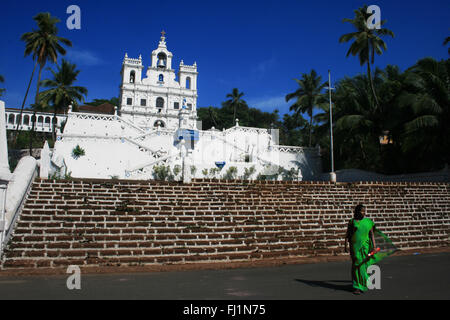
[339,5,394,108]
[207,106,219,128]
[0,75,4,97]
[333,73,383,169]
[285,69,327,147]
[17,12,72,148]
[398,58,450,170]
[444,36,450,55]
[224,88,247,125]
[39,59,87,140]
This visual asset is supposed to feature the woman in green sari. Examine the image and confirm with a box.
[344,204,395,295]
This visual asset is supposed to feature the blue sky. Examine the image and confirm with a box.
[0,0,449,116]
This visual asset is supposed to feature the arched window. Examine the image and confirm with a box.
[38,116,44,125]
[186,77,191,89]
[8,114,14,124]
[154,120,165,128]
[23,115,30,126]
[130,70,135,83]
[156,97,164,109]
[159,74,164,82]
[45,117,51,127]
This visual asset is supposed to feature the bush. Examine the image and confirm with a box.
[72,145,85,159]
[152,165,174,181]
[242,166,256,180]
[209,167,220,178]
[223,166,238,180]
[173,165,181,177]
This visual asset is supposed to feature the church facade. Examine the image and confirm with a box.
[48,32,322,181]
[119,32,198,131]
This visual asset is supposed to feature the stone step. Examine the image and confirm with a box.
[2,179,448,270]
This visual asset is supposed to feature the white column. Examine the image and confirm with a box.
[0,100,11,177]
[40,141,50,179]
[0,100,11,255]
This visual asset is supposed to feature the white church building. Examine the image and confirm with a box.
[48,32,322,181]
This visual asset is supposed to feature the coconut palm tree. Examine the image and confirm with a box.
[285,69,327,147]
[39,59,88,140]
[0,74,4,97]
[16,12,72,147]
[339,5,394,108]
[444,36,450,55]
[224,88,247,125]
[208,106,219,128]
[332,72,384,170]
[398,58,450,170]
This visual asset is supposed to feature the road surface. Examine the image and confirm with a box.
[0,252,448,300]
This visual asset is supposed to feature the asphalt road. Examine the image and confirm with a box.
[0,252,448,300]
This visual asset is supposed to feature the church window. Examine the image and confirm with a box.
[187,103,192,110]
[186,77,191,89]
[127,98,133,105]
[174,102,179,110]
[141,99,146,106]
[156,97,164,109]
[154,120,165,128]
[159,74,164,82]
[130,71,136,83]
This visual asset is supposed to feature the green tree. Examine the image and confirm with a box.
[0,74,4,97]
[444,36,450,55]
[39,59,88,140]
[339,5,394,108]
[224,88,248,126]
[398,58,450,171]
[279,113,308,147]
[19,12,72,152]
[285,69,327,147]
[86,97,120,107]
[332,73,382,170]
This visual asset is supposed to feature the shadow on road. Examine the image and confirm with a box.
[294,279,353,293]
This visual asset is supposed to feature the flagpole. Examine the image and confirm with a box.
[327,70,335,180]
[328,70,334,172]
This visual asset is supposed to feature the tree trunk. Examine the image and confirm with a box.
[29,63,44,156]
[13,60,38,143]
[308,109,313,147]
[366,48,380,108]
[53,106,57,142]
[34,63,44,104]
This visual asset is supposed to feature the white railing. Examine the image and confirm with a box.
[1,157,37,257]
[126,154,176,176]
[59,134,166,158]
[272,145,319,154]
[5,109,67,133]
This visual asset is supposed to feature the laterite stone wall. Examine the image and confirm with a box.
[1,179,449,269]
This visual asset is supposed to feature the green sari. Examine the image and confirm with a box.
[348,218,397,291]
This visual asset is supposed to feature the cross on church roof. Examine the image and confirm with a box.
[161,30,166,38]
